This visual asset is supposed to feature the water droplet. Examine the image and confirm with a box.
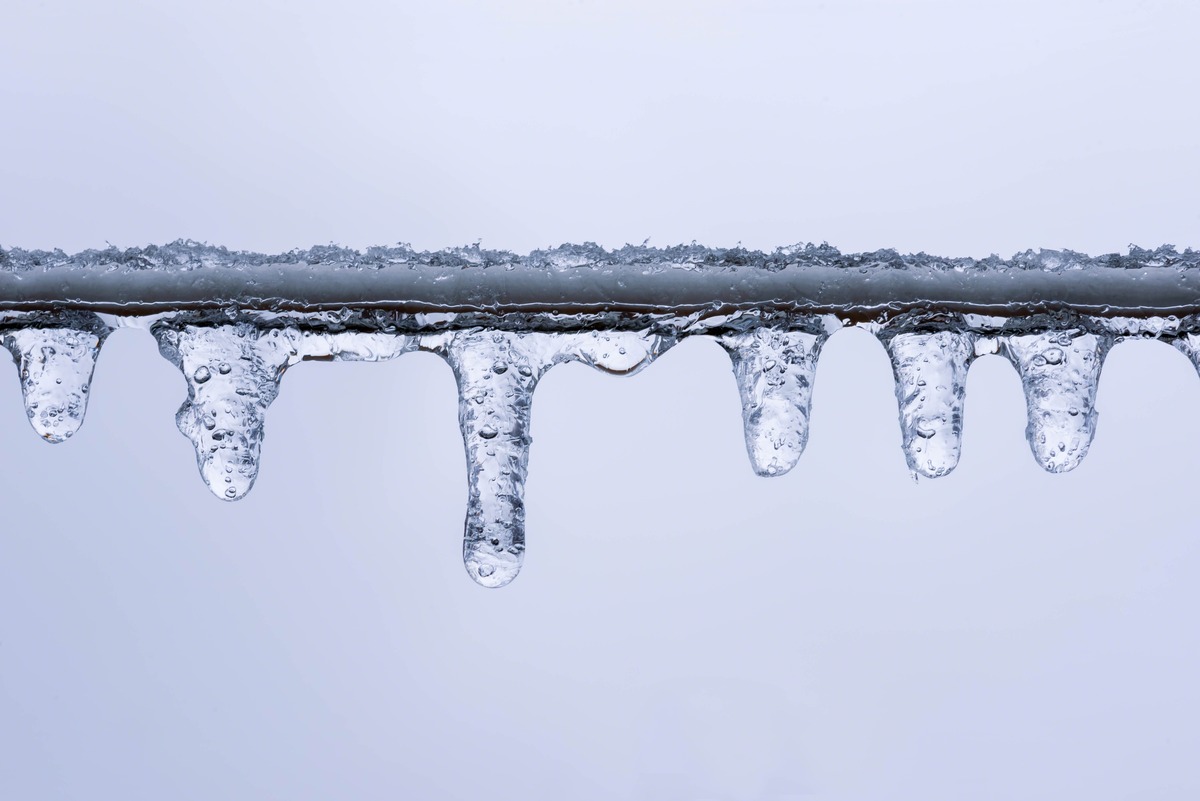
[193,365,211,384]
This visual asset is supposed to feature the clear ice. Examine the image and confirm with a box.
[720,322,829,477]
[431,329,672,587]
[2,325,107,443]
[1000,330,1111,473]
[881,330,975,478]
[154,323,417,500]
[2,240,1197,585]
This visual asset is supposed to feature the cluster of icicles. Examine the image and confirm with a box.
[3,311,1196,587]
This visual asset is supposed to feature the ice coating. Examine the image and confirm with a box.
[154,323,417,500]
[1,241,1199,316]
[433,329,672,587]
[882,331,975,478]
[719,325,828,477]
[1,238,1198,586]
[1,326,106,442]
[1001,330,1112,473]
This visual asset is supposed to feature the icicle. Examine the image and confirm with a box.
[719,325,827,477]
[1,326,107,443]
[430,327,672,587]
[438,330,554,588]
[155,324,300,501]
[1001,329,1112,473]
[882,331,975,478]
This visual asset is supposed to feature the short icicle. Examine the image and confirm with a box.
[882,330,975,478]
[1001,329,1112,473]
[719,324,828,477]
[1,324,108,443]
[440,330,558,588]
[155,323,299,500]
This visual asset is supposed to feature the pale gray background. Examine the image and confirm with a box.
[2,1,1200,799]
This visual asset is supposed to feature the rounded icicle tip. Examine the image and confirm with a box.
[465,543,524,588]
[197,438,262,501]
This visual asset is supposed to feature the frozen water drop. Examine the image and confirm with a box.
[569,330,674,375]
[193,365,211,384]
[479,425,498,439]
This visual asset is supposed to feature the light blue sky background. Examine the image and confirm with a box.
[2,1,1200,799]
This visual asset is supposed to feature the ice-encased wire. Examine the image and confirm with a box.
[2,241,1199,586]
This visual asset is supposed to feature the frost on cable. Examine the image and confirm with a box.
[2,241,1200,586]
